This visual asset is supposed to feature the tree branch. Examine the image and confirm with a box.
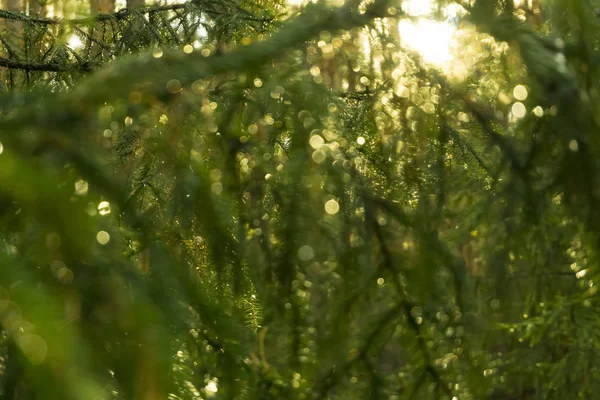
[0,56,96,72]
[0,0,392,131]
[0,3,271,26]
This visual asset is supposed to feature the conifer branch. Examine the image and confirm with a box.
[0,0,393,132]
[68,0,392,103]
[0,3,273,26]
[0,56,96,72]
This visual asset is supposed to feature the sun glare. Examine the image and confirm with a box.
[402,0,436,16]
[398,0,470,76]
[398,19,456,67]
[282,0,468,77]
[68,35,83,50]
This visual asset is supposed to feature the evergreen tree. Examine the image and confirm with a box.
[0,0,598,399]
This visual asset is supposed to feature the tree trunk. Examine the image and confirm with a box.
[27,0,45,16]
[90,0,115,14]
[2,0,23,88]
[531,0,541,26]
[127,0,144,8]
[4,0,23,49]
[88,0,115,62]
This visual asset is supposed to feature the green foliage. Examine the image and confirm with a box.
[1,0,600,399]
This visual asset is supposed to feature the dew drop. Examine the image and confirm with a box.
[511,102,526,118]
[298,245,314,261]
[309,135,324,149]
[324,199,340,215]
[569,139,579,152]
[513,85,528,101]
[98,201,111,216]
[96,231,110,245]
[74,180,88,196]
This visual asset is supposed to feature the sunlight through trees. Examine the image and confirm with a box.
[0,0,597,399]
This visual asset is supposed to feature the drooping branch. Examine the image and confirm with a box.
[0,2,273,26]
[0,5,190,25]
[0,56,96,72]
[0,0,393,132]
[71,0,391,101]
[0,1,275,76]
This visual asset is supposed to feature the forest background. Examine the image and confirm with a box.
[0,0,596,399]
